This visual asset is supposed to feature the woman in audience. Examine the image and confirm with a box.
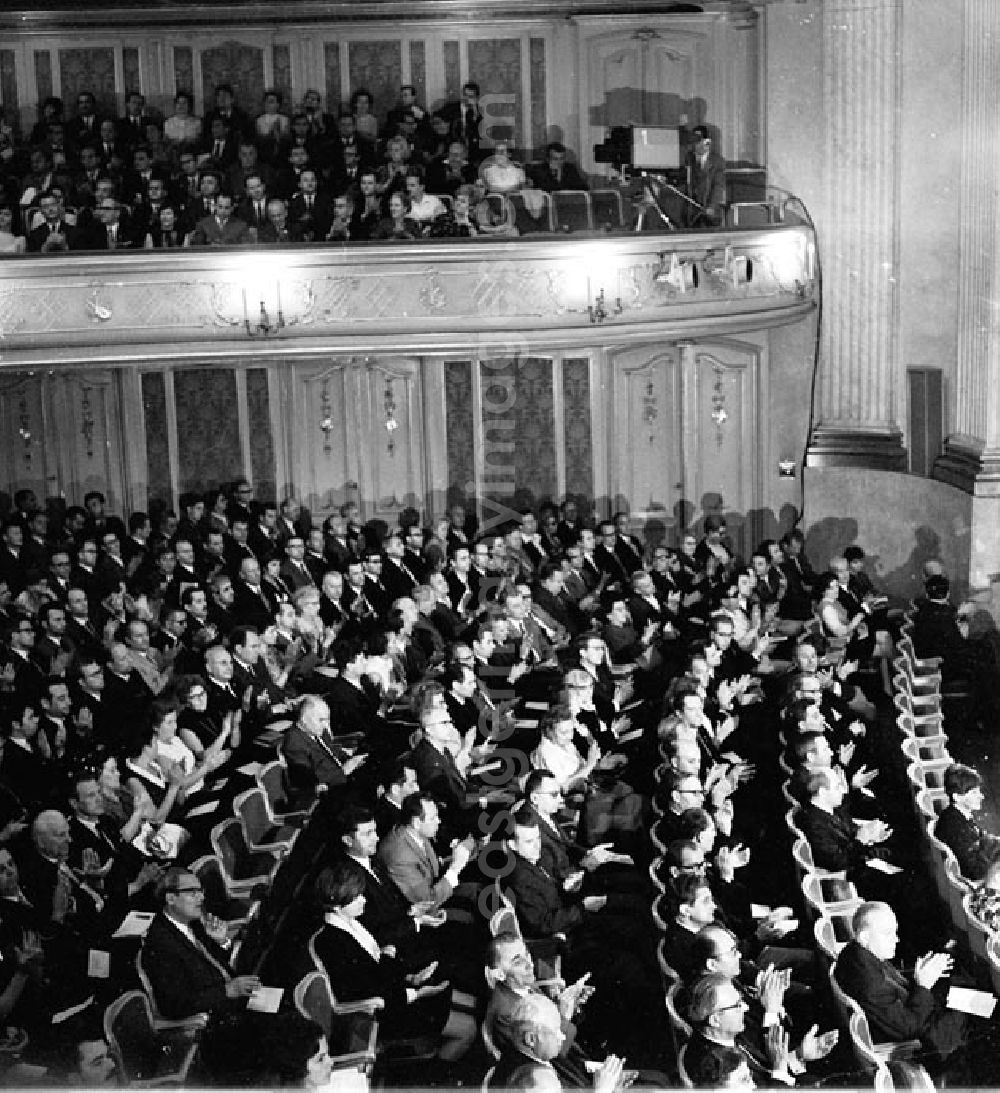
[124,718,187,824]
[0,203,25,253]
[176,674,236,759]
[373,191,420,240]
[312,864,476,1060]
[376,135,412,202]
[351,88,379,144]
[816,571,869,662]
[150,698,228,785]
[478,140,526,194]
[163,91,202,147]
[430,184,480,237]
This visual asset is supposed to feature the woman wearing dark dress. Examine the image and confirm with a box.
[312,864,476,1060]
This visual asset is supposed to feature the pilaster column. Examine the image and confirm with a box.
[806,0,906,470]
[932,0,1000,594]
[934,0,1000,495]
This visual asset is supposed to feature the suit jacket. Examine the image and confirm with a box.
[287,192,333,240]
[282,724,349,803]
[190,214,250,246]
[798,802,872,874]
[141,913,235,1019]
[520,804,582,884]
[333,853,417,947]
[232,580,274,631]
[530,161,590,193]
[934,804,1000,882]
[505,852,584,939]
[376,825,452,906]
[835,939,964,1055]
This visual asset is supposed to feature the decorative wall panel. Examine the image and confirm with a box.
[529,37,547,157]
[291,362,352,515]
[122,48,140,95]
[0,52,18,127]
[173,47,194,96]
[467,39,521,147]
[174,368,241,493]
[409,41,427,111]
[200,42,265,117]
[443,41,461,106]
[246,368,275,502]
[272,44,292,107]
[141,372,170,508]
[59,48,117,117]
[480,356,556,511]
[34,51,53,106]
[562,358,593,502]
[323,42,342,111]
[0,372,49,503]
[50,370,123,512]
[610,347,682,527]
[348,41,402,126]
[364,358,424,520]
[444,359,475,507]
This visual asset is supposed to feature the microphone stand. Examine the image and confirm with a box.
[633,170,705,232]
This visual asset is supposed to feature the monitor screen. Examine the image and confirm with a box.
[631,126,681,170]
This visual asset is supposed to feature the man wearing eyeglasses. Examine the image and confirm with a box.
[141,866,260,1020]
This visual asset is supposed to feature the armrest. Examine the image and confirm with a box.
[333,996,385,1017]
[151,1012,210,1034]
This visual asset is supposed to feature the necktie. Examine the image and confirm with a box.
[306,195,313,210]
[256,201,263,220]
[188,927,232,981]
[214,140,224,158]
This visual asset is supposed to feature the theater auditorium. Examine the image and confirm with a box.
[1,0,1000,1087]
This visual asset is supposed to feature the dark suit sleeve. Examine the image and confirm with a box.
[509,864,584,938]
[800,808,870,872]
[836,944,936,1042]
[142,919,230,1019]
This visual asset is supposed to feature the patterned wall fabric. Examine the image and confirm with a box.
[347,41,402,126]
[324,42,342,111]
[480,356,555,511]
[444,360,475,509]
[0,52,18,126]
[174,368,241,493]
[34,51,53,106]
[200,42,265,118]
[529,37,546,159]
[122,48,140,95]
[562,358,593,502]
[59,48,117,117]
[442,41,461,107]
[246,368,275,502]
[272,44,292,108]
[173,47,193,96]
[408,41,427,113]
[141,372,171,508]
[467,38,521,149]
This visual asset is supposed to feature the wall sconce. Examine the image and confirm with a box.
[655,252,700,293]
[778,460,797,478]
[243,285,285,337]
[589,288,622,324]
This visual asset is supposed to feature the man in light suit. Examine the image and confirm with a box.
[189,192,250,246]
[375,794,475,908]
[282,696,366,808]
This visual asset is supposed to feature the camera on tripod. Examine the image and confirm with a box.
[594,125,688,186]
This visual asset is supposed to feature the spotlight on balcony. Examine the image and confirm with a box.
[655,252,699,293]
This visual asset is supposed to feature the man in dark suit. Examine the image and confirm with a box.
[441,82,484,164]
[236,173,271,237]
[232,558,274,632]
[382,531,417,604]
[65,91,102,149]
[529,142,589,192]
[190,192,250,246]
[141,866,261,1020]
[685,125,727,228]
[835,901,965,1061]
[935,763,1000,882]
[282,696,366,807]
[27,189,81,253]
[287,167,332,242]
[203,83,254,143]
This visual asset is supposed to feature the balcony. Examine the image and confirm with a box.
[0,197,816,361]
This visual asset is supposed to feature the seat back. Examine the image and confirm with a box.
[258,759,293,812]
[551,190,593,233]
[210,816,278,883]
[664,979,692,1043]
[656,937,680,983]
[104,990,157,1083]
[828,966,880,1072]
[234,787,281,847]
[189,853,233,915]
[591,188,625,230]
[728,201,773,227]
[294,969,333,1036]
[676,1042,694,1089]
[510,190,554,233]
